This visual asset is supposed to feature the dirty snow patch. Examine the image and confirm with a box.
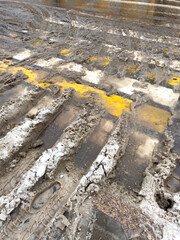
[13,49,32,60]
[36,57,64,68]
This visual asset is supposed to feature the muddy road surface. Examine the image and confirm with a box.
[0,0,180,239]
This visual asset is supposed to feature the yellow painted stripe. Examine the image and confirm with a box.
[136,104,171,133]
[145,71,156,81]
[59,48,112,67]
[127,63,139,74]
[30,41,179,86]
[164,47,180,55]
[59,48,179,85]
[145,70,180,86]
[0,60,131,117]
[168,75,180,86]
[0,60,171,132]
[28,77,132,117]
[89,56,111,67]
[60,48,74,57]
[0,61,10,70]
[9,33,17,38]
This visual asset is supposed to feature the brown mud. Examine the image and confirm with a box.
[0,0,180,239]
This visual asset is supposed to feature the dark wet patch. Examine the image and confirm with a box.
[40,122,62,150]
[93,192,149,239]
[165,176,180,193]
[168,118,180,155]
[174,162,180,178]
[165,161,180,193]
[112,130,156,189]
[155,192,174,211]
[91,210,128,240]
[74,115,116,170]
[40,103,78,150]
[10,203,22,222]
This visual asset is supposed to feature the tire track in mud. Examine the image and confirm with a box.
[0,1,52,58]
[0,88,73,170]
[138,129,180,240]
[0,99,101,239]
[0,1,179,239]
[0,70,179,239]
[62,113,130,240]
[1,112,129,240]
[0,85,45,129]
[0,100,80,197]
[0,149,43,196]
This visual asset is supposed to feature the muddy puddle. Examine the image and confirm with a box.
[74,114,116,169]
[166,162,180,193]
[91,210,130,240]
[112,129,158,189]
[40,102,79,150]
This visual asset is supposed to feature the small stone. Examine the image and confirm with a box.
[0,213,7,221]
[33,139,43,148]
[100,83,112,92]
[148,59,156,69]
[48,85,61,95]
[110,67,117,75]
[12,159,17,163]
[26,112,36,119]
[19,152,26,158]
[10,164,15,168]
[7,124,11,130]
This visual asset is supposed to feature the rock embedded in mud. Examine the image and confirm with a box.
[33,139,44,148]
[19,152,26,158]
[48,85,61,95]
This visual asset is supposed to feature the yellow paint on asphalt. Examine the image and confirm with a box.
[164,47,169,53]
[136,104,171,133]
[58,80,132,116]
[145,72,155,81]
[0,60,171,131]
[168,75,180,86]
[127,63,139,74]
[89,56,111,67]
[164,47,180,55]
[59,47,111,67]
[33,39,41,45]
[29,77,132,117]
[33,44,179,86]
[0,61,9,71]
[9,33,17,38]
[0,60,38,82]
[60,48,74,57]
[0,60,131,117]
[145,70,180,86]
